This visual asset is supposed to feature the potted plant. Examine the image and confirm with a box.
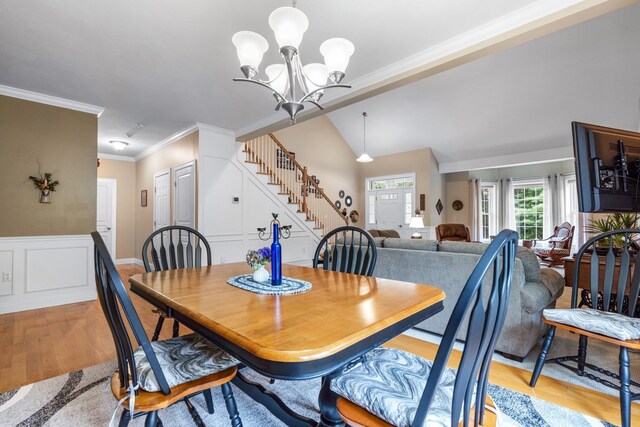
[28,172,59,203]
[584,212,638,252]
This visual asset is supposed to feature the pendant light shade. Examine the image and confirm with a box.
[320,38,355,74]
[268,7,309,49]
[302,63,329,92]
[265,64,287,94]
[356,112,373,163]
[356,153,373,163]
[232,31,269,68]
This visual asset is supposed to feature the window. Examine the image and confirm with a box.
[368,177,414,190]
[513,180,545,240]
[368,195,376,224]
[480,182,498,241]
[405,192,412,224]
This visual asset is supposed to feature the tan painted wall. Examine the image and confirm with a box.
[0,95,97,237]
[274,115,360,224]
[356,148,433,224]
[444,172,471,225]
[97,159,136,259]
[135,131,199,257]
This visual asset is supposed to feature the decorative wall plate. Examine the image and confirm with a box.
[335,200,341,209]
[452,200,463,211]
[435,199,443,215]
[345,195,352,207]
[339,190,345,198]
[349,210,359,223]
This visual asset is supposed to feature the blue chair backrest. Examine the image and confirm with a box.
[413,229,519,426]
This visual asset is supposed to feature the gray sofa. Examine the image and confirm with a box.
[372,238,565,360]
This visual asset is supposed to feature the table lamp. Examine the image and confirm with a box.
[409,215,425,239]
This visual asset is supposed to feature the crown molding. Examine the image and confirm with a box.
[236,0,633,140]
[134,124,199,161]
[439,146,575,174]
[97,153,136,162]
[0,84,104,116]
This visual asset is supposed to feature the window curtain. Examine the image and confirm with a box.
[543,175,558,238]
[469,179,481,241]
[499,178,514,231]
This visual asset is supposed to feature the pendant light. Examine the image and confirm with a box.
[356,112,373,163]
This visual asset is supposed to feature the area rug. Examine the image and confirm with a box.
[0,361,615,426]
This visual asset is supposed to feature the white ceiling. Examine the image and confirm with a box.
[0,1,636,165]
[328,2,640,172]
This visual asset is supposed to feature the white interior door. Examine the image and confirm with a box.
[172,161,196,229]
[376,190,404,230]
[97,178,116,257]
[153,170,170,231]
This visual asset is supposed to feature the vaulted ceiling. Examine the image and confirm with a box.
[0,0,637,167]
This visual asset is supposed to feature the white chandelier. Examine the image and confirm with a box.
[231,3,355,124]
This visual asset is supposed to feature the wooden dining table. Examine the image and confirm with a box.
[129,262,445,427]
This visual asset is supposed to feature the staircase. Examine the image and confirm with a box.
[243,134,348,237]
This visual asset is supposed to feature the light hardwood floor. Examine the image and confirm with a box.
[0,264,637,425]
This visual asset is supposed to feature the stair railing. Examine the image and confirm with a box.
[243,134,348,236]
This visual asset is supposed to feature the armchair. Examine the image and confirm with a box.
[532,222,574,266]
[435,223,470,242]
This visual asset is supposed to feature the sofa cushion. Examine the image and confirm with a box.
[331,347,465,427]
[438,241,541,282]
[383,238,438,252]
[369,229,401,238]
[372,237,387,247]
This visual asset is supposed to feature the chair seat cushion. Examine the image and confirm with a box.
[331,348,462,427]
[533,247,570,257]
[543,308,640,341]
[134,333,238,392]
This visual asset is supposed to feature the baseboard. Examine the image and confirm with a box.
[115,258,144,266]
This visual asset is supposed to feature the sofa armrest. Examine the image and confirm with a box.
[520,269,565,314]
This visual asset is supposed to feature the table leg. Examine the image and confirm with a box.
[318,372,345,427]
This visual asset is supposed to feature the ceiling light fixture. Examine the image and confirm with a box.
[231,1,355,124]
[356,112,373,163]
[109,140,129,151]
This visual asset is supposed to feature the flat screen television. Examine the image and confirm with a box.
[573,122,640,212]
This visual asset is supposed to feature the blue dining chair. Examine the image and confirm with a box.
[142,225,212,341]
[313,226,377,276]
[92,232,241,427]
[530,229,640,427]
[331,229,519,427]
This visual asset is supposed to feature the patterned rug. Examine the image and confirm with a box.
[0,361,615,426]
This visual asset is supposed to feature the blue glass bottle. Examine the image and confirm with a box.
[271,222,282,286]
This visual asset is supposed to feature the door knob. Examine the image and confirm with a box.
[107,227,112,231]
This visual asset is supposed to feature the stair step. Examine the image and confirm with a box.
[256,172,270,175]
[245,160,260,164]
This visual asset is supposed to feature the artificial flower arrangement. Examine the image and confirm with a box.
[28,172,59,192]
[246,247,271,270]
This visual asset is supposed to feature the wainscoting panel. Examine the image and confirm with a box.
[0,250,13,296]
[0,235,96,314]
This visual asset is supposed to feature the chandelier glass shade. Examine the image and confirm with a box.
[232,6,355,124]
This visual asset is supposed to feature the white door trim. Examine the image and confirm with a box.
[97,178,117,257]
[153,169,171,231]
[172,160,197,229]
[364,173,416,230]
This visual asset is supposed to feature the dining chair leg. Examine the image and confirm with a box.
[577,334,588,374]
[204,388,215,414]
[619,346,631,427]
[144,411,159,427]
[172,319,180,338]
[118,409,131,427]
[151,316,164,342]
[221,382,242,427]
[530,326,556,387]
